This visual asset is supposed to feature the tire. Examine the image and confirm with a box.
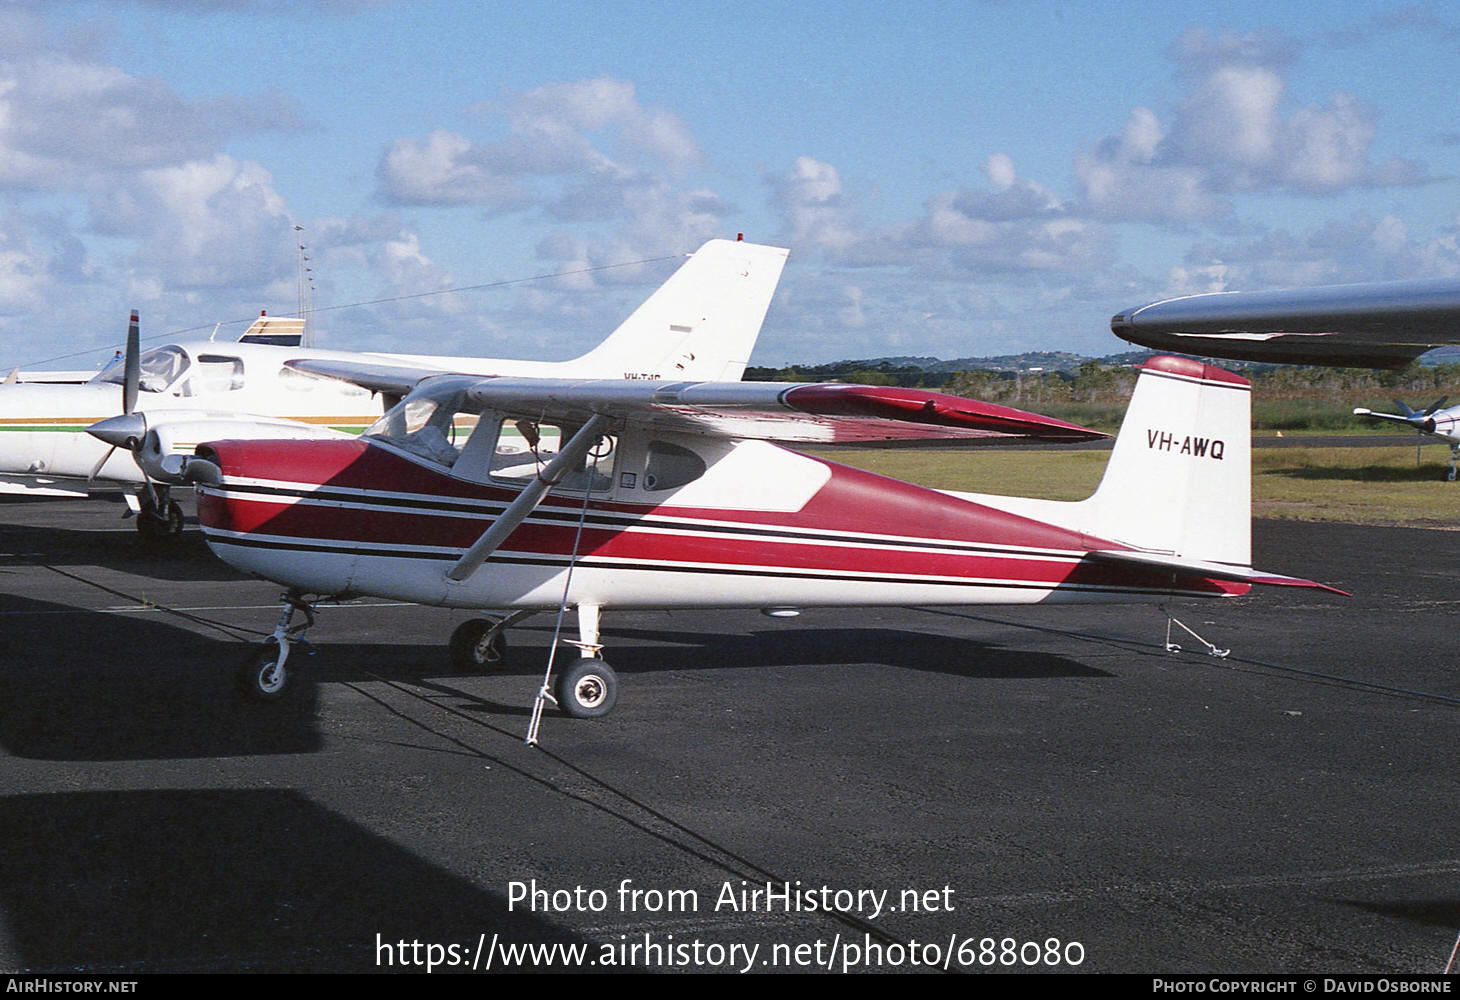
[137,500,184,539]
[448,619,508,673]
[555,658,618,719]
[237,639,293,701]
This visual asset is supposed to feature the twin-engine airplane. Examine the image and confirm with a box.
[100,241,1340,738]
[1352,397,1460,481]
[2,313,378,536]
[9,239,788,536]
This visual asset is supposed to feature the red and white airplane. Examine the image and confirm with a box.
[99,244,1340,737]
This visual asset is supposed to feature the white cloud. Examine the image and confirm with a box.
[378,77,704,220]
[89,155,295,290]
[910,157,1109,274]
[377,129,527,209]
[0,50,306,190]
[1077,27,1427,223]
[770,156,859,251]
[1077,108,1228,223]
[1180,211,1460,289]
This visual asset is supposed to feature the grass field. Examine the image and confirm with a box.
[802,441,1460,529]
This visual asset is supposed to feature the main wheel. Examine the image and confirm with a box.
[448,619,508,673]
[1447,465,1456,482]
[237,639,293,701]
[556,658,618,719]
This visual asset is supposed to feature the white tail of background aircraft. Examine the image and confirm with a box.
[564,239,787,382]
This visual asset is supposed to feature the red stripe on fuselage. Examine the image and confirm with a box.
[195,438,1245,597]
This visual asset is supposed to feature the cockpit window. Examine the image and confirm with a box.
[643,440,706,491]
[365,390,481,468]
[94,345,191,393]
[489,418,615,493]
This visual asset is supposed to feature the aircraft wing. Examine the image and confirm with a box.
[1352,408,1423,429]
[289,358,1105,443]
[459,377,1106,443]
[1110,278,1460,369]
[285,358,453,397]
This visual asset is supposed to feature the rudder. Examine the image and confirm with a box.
[568,239,789,382]
[1080,356,1252,566]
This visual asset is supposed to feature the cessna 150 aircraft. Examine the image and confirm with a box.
[9,238,788,536]
[93,252,1339,736]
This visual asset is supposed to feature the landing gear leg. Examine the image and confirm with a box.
[135,484,184,539]
[447,610,533,673]
[526,603,618,744]
[1447,445,1458,482]
[237,591,317,700]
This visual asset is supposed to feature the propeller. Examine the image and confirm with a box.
[86,310,146,482]
[1382,397,1449,464]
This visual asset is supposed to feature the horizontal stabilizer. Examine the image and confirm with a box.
[1087,549,1349,596]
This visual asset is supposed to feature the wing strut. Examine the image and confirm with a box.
[445,414,611,583]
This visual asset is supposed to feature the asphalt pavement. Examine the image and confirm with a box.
[0,495,1456,974]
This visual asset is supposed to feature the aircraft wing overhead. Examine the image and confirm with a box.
[462,378,1107,443]
[1111,278,1460,369]
[284,358,449,397]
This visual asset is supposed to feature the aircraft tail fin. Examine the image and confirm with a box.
[568,238,788,382]
[235,313,306,347]
[1081,356,1252,566]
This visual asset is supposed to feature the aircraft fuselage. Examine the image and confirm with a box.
[194,428,1246,614]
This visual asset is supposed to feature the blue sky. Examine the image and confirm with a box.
[2,0,1457,369]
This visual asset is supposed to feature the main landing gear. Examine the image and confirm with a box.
[236,592,316,700]
[447,610,534,673]
[446,607,618,722]
[527,603,618,743]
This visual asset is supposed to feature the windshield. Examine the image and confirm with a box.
[92,345,192,393]
[365,383,481,468]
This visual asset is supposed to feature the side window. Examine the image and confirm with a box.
[643,440,706,492]
[194,354,245,393]
[489,419,615,493]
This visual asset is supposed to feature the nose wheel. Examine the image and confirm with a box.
[134,486,185,539]
[237,639,292,700]
[237,593,317,701]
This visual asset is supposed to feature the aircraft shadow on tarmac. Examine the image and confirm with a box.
[0,595,1109,757]
[302,624,1113,719]
[304,624,1109,684]
[0,594,323,761]
[0,517,247,583]
[0,788,589,973]
[1341,898,1460,931]
[592,625,1111,680]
